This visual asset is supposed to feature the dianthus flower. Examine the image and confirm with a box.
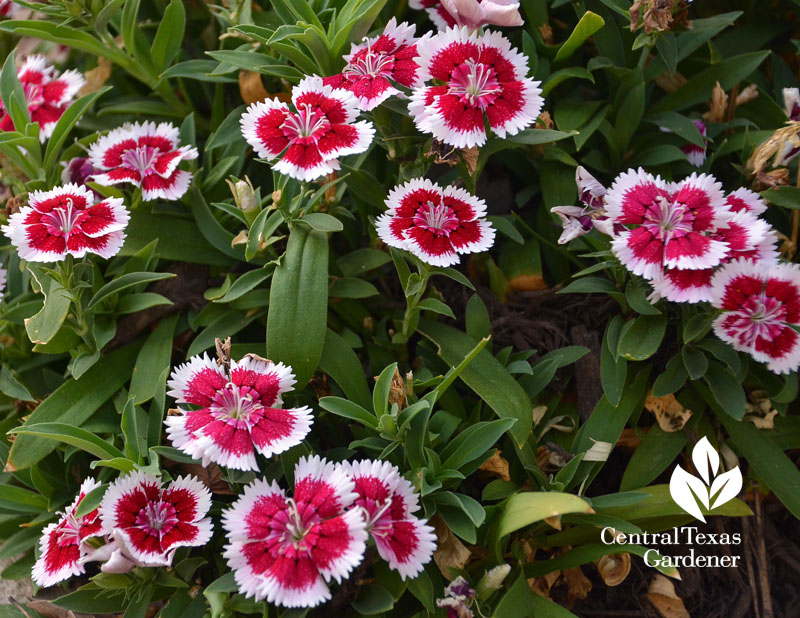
[222,456,367,607]
[409,27,542,148]
[240,76,375,181]
[376,177,495,266]
[166,353,312,471]
[605,169,731,281]
[99,472,212,566]
[551,166,616,244]
[323,18,426,111]
[711,259,800,374]
[340,460,436,579]
[410,0,523,30]
[88,121,198,201]
[0,55,84,141]
[1,183,128,262]
[32,479,104,587]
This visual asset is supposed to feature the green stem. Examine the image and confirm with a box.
[401,262,433,339]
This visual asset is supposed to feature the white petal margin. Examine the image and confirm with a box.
[253,405,313,459]
[649,270,714,304]
[191,428,259,472]
[50,69,86,106]
[166,352,226,404]
[662,236,729,272]
[29,182,95,210]
[455,219,495,255]
[406,234,460,267]
[414,26,478,84]
[709,258,764,310]
[385,177,440,214]
[672,173,729,229]
[611,231,662,281]
[32,521,85,587]
[222,477,286,543]
[19,55,54,80]
[87,125,138,171]
[164,475,213,548]
[164,413,205,463]
[726,187,768,216]
[261,565,331,608]
[479,30,532,81]
[274,155,340,183]
[315,506,368,584]
[292,75,361,124]
[490,75,543,140]
[141,169,193,202]
[231,355,297,405]
[374,517,437,580]
[604,167,666,223]
[240,98,291,159]
[375,212,410,250]
[295,455,359,510]
[83,197,130,237]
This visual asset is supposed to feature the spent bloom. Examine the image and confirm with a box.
[99,472,212,567]
[436,576,477,618]
[376,177,495,267]
[88,121,198,201]
[166,353,312,471]
[240,76,375,182]
[410,0,523,30]
[32,479,104,587]
[551,166,615,244]
[324,18,427,111]
[222,456,368,608]
[711,259,800,374]
[409,27,543,148]
[1,183,129,262]
[340,460,436,579]
[0,55,84,142]
[605,169,731,281]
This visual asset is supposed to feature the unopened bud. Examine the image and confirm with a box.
[226,177,257,211]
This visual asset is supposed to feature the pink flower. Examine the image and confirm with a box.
[0,55,84,142]
[323,19,427,111]
[682,119,707,167]
[222,456,368,608]
[32,479,104,587]
[436,576,477,618]
[1,183,129,262]
[376,178,495,266]
[650,210,779,304]
[551,166,615,244]
[606,169,731,280]
[711,259,800,374]
[166,353,312,471]
[409,0,458,29]
[409,27,543,148]
[240,76,375,182]
[724,187,767,216]
[98,472,212,566]
[410,0,523,30]
[340,460,436,579]
[87,121,198,201]
[0,1,21,17]
[784,87,800,121]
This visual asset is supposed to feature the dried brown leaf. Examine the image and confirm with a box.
[21,601,76,618]
[563,566,592,606]
[79,57,111,96]
[654,70,686,93]
[543,515,562,531]
[387,367,407,409]
[180,462,234,495]
[479,450,511,481]
[645,392,692,432]
[528,571,559,599]
[432,514,471,579]
[647,574,690,618]
[238,70,270,105]
[595,552,631,586]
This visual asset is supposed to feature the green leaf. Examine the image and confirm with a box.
[525,543,679,580]
[646,111,706,147]
[507,129,578,145]
[554,10,605,62]
[206,50,303,79]
[9,422,125,461]
[267,224,329,387]
[682,346,708,380]
[598,484,751,520]
[116,293,173,314]
[0,21,124,63]
[702,361,745,420]
[129,313,178,405]
[652,353,688,396]
[121,396,145,463]
[440,418,517,471]
[620,425,687,491]
[301,212,343,232]
[352,584,395,615]
[373,363,397,418]
[496,491,593,539]
[0,366,35,402]
[87,272,175,310]
[465,294,491,340]
[0,51,30,131]
[25,274,71,345]
[337,248,391,277]
[213,268,273,303]
[329,277,379,299]
[760,186,800,209]
[318,329,372,410]
[74,483,107,518]
[162,59,236,83]
[0,485,48,513]
[418,320,532,448]
[541,67,595,96]
[121,0,141,59]
[416,298,455,319]
[7,342,141,470]
[151,0,186,70]
[600,316,627,405]
[617,314,666,361]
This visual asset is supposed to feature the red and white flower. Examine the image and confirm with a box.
[87,121,198,201]
[99,472,212,566]
[222,456,368,607]
[724,187,767,216]
[340,460,436,579]
[0,55,84,141]
[784,87,800,121]
[409,27,542,148]
[376,178,495,266]
[240,76,375,182]
[410,0,523,30]
[0,1,21,17]
[650,211,779,303]
[166,353,312,471]
[711,259,800,374]
[606,169,731,280]
[1,183,128,262]
[323,19,426,111]
[32,479,104,587]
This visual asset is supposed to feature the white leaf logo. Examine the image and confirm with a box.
[669,437,742,522]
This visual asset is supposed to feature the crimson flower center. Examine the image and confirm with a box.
[211,383,261,420]
[24,83,44,108]
[414,201,459,235]
[121,145,160,175]
[281,104,330,144]
[279,499,319,551]
[41,198,84,238]
[135,501,178,537]
[644,196,694,240]
[448,59,501,110]
[345,48,395,78]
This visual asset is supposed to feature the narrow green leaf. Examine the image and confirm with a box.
[129,312,178,405]
[9,422,125,461]
[87,272,175,310]
[554,10,605,62]
[151,0,186,70]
